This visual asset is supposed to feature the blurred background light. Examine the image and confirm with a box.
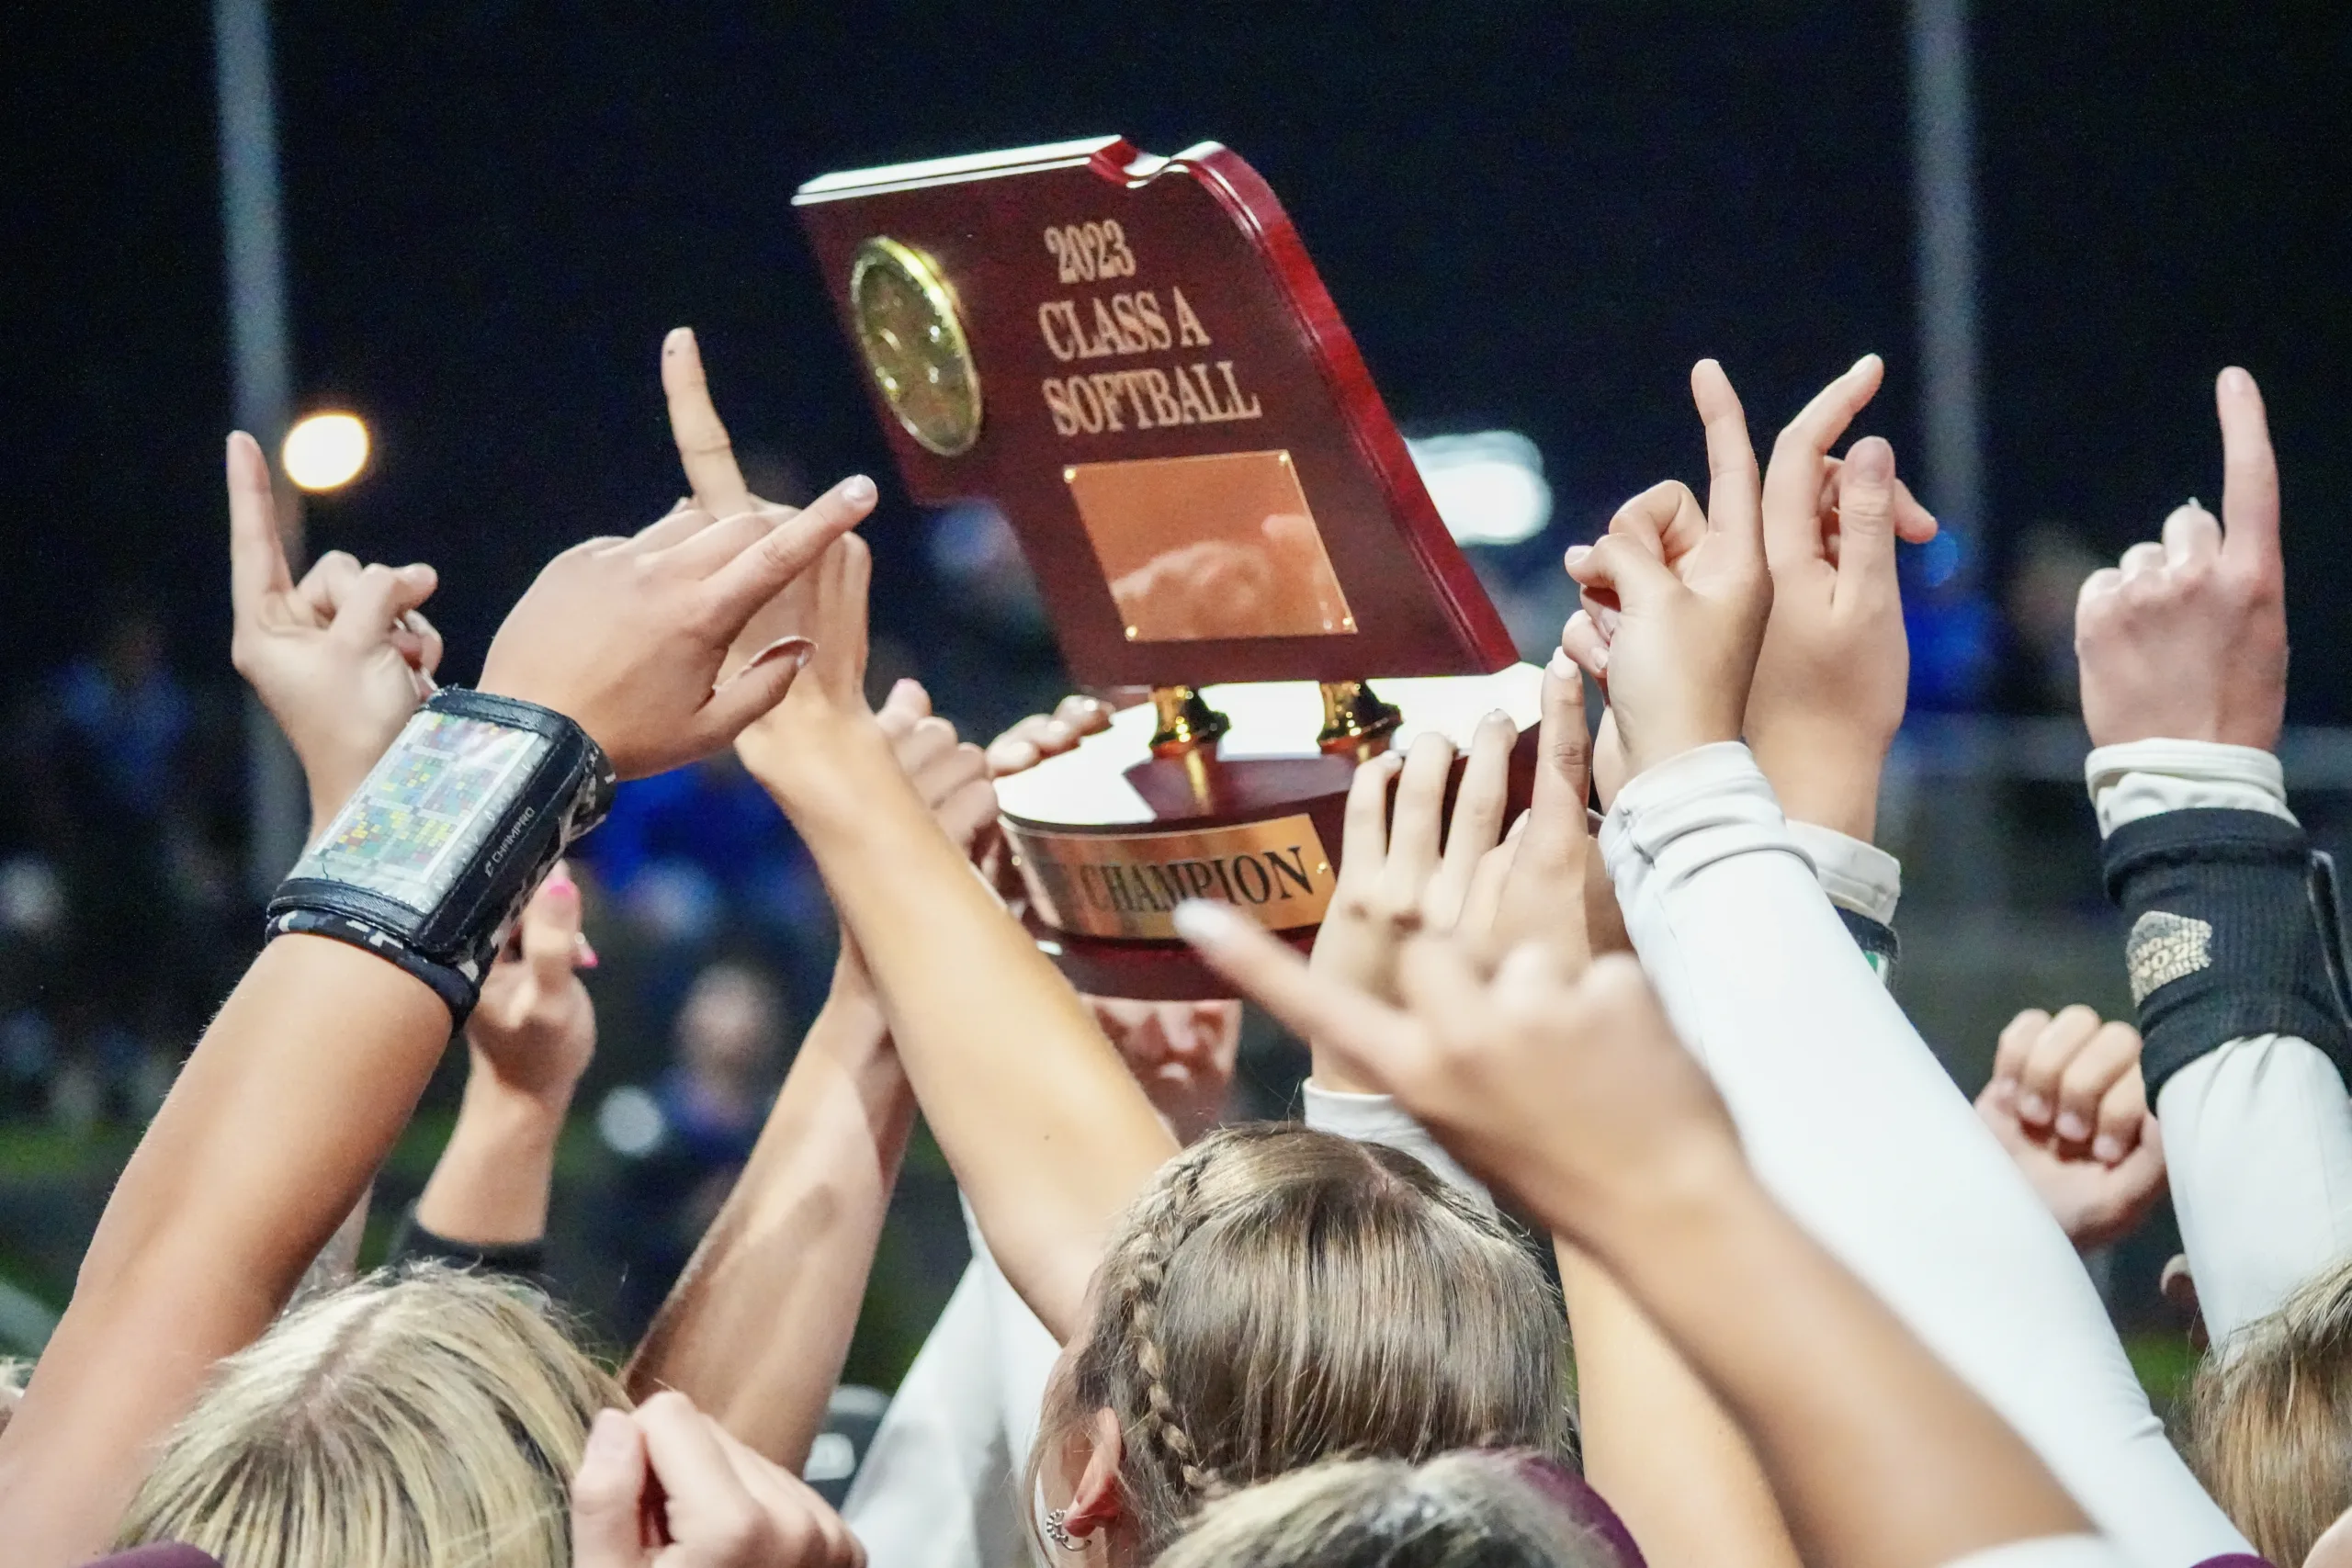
[281,411,369,491]
[1407,431,1554,547]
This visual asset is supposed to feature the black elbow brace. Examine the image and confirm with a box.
[2102,808,2352,1100]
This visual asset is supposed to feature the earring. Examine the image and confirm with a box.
[1044,1507,1080,1551]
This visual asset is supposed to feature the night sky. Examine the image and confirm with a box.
[6,4,2347,719]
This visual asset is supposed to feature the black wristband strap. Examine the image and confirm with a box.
[387,1202,548,1281]
[266,689,616,1022]
[2102,807,2352,1100]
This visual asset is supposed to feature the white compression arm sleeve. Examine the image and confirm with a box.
[2089,738,2352,1348]
[1603,743,2248,1566]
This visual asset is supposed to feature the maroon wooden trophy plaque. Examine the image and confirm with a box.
[797,137,1540,998]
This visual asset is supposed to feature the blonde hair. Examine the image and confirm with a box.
[116,1263,622,1568]
[2185,1255,2352,1566]
[0,1356,28,1439]
[1157,1452,1621,1568]
[1035,1124,1568,1558]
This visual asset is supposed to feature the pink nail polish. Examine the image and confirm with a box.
[2092,1135,2123,1165]
[2055,1111,2089,1142]
[544,867,576,897]
[2018,1091,2051,1124]
[577,937,600,970]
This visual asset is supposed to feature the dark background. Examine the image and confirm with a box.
[6,3,2347,714]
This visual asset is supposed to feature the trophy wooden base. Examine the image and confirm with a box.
[994,666,1544,999]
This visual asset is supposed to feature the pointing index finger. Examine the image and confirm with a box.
[1765,355,1883,564]
[2215,367,2280,578]
[226,431,294,622]
[1690,359,1763,561]
[703,475,876,630]
[662,326,756,521]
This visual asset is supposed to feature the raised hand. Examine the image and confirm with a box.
[1746,355,1938,839]
[412,863,597,1247]
[1309,713,1519,1021]
[226,432,443,824]
[731,531,876,791]
[465,863,597,1111]
[476,476,872,779]
[1979,1006,2165,1251]
[1466,655,1597,965]
[660,327,832,688]
[1560,360,1772,783]
[1182,900,1740,1238]
[875,678,994,853]
[663,327,762,524]
[984,693,1113,777]
[571,1392,865,1568]
[2076,367,2287,751]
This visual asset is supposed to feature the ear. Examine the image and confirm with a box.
[1062,1406,1126,1540]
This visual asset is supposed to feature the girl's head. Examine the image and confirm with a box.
[1034,1124,1568,1561]
[117,1264,622,1568]
[1155,1451,1634,1568]
[2186,1256,2352,1566]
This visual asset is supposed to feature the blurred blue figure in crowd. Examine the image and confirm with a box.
[595,958,787,1337]
[5,609,203,1122]
[574,752,834,1013]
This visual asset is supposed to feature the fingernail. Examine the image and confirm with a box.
[2055,1111,2089,1142]
[576,933,600,970]
[842,474,876,504]
[2185,496,2203,513]
[1172,898,1245,944]
[1564,544,1592,570]
[1988,1077,2016,1103]
[1591,645,1609,674]
[1547,649,1577,681]
[2017,1091,2051,1124]
[544,865,576,897]
[2093,1134,2124,1164]
[747,636,816,672]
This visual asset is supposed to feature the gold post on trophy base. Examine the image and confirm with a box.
[1317,679,1404,753]
[1148,685,1231,756]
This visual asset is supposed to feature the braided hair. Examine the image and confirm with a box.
[1030,1124,1568,1560]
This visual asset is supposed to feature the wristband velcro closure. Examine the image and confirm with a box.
[2102,807,2352,1099]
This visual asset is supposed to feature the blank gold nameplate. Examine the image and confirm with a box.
[1005,813,1335,941]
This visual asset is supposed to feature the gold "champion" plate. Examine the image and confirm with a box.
[1004,812,1336,942]
[850,235,983,457]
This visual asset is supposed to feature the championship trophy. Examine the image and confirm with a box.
[797,137,1541,997]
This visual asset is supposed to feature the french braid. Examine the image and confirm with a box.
[1123,1147,1222,1498]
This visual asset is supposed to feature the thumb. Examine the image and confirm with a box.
[698,637,817,746]
[1832,436,1900,599]
[519,863,584,986]
[570,1408,652,1568]
[1567,533,1682,612]
[325,561,440,651]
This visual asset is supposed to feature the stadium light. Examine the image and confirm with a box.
[283,412,370,491]
[1407,431,1554,547]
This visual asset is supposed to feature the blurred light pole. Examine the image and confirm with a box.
[1909,0,1986,582]
[215,0,308,895]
